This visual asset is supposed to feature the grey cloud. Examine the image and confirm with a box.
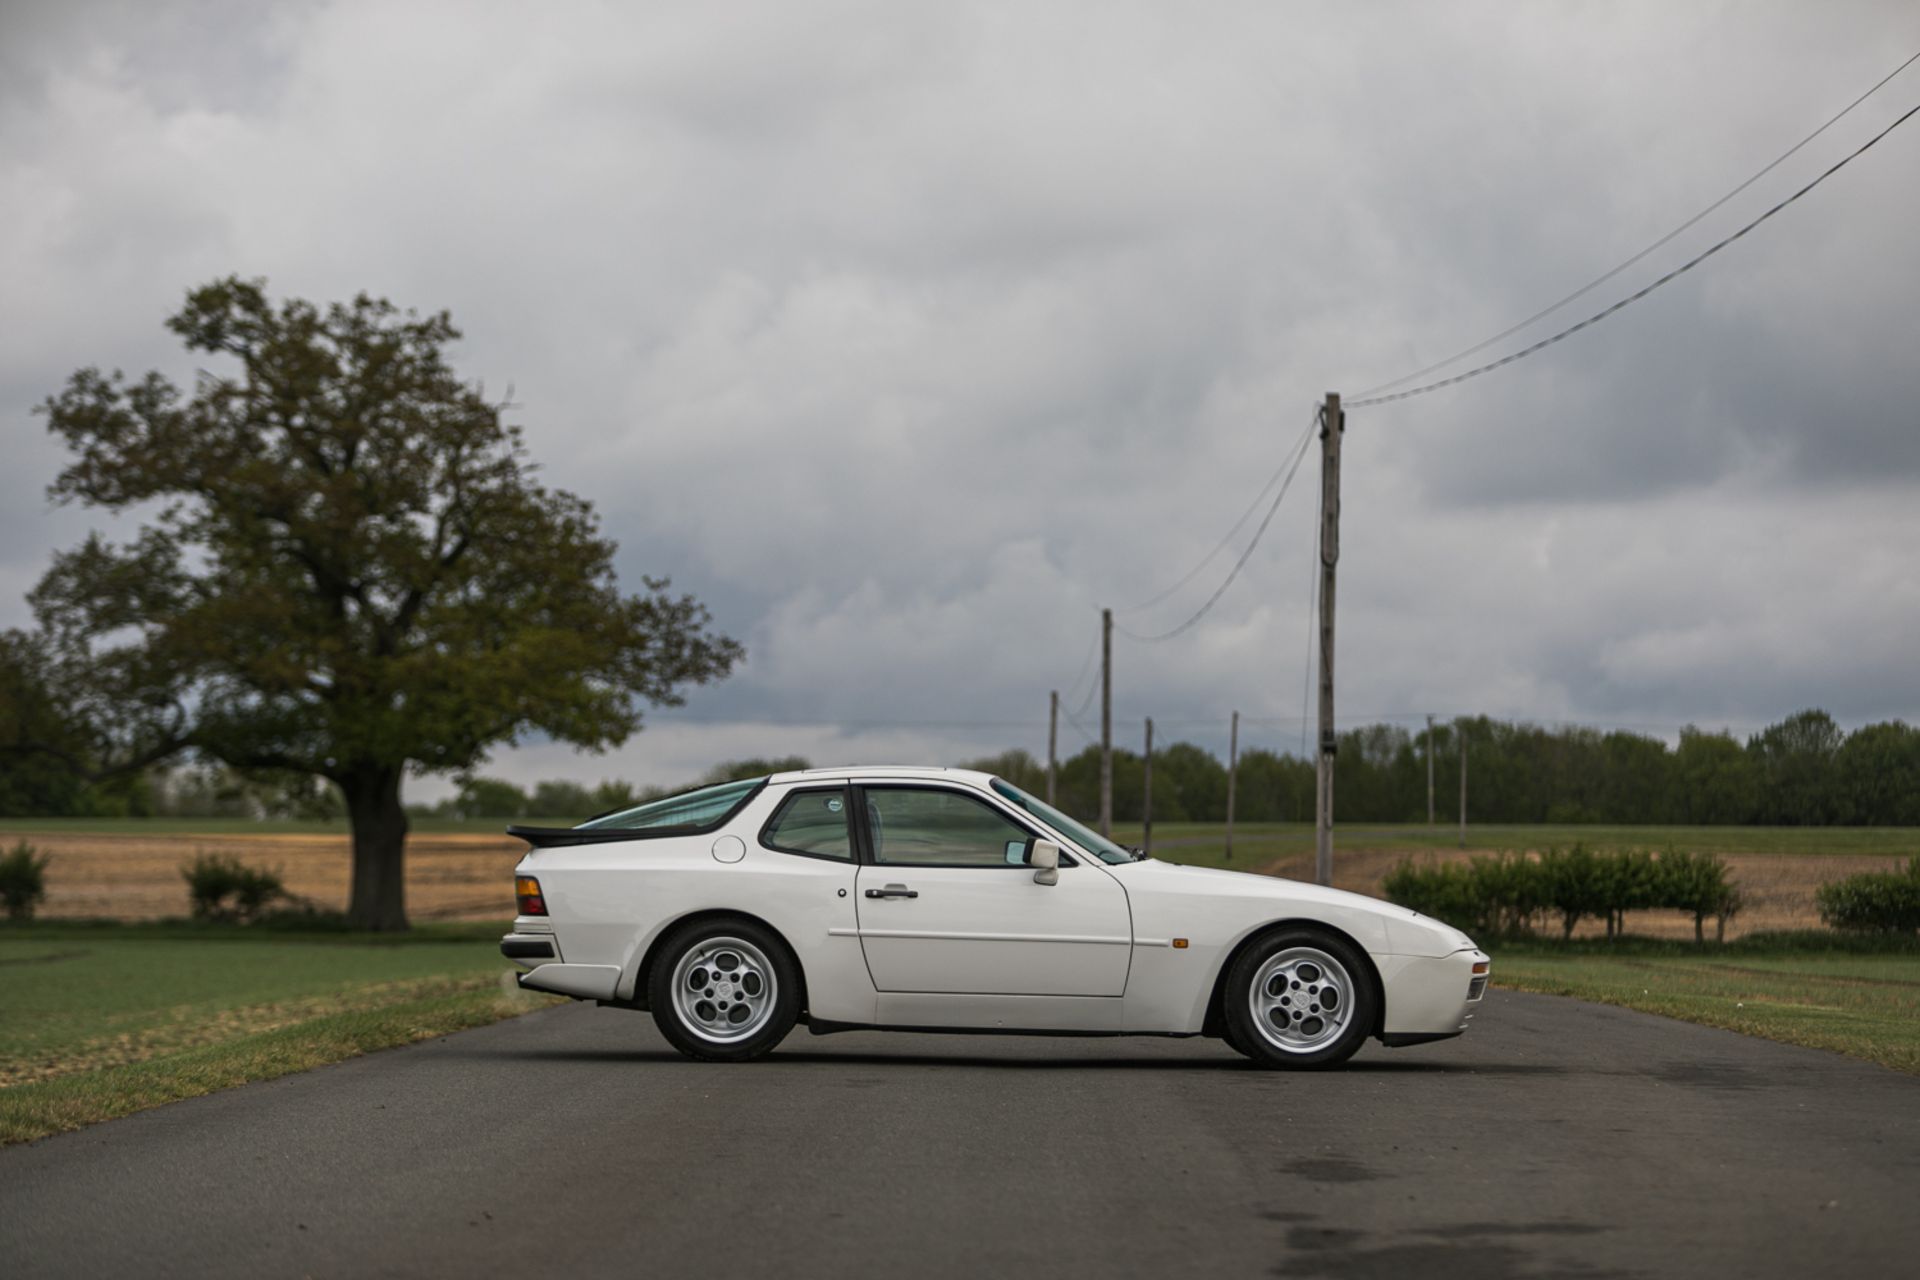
[2,0,1916,803]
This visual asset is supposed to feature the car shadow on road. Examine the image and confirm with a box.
[476,1046,1576,1074]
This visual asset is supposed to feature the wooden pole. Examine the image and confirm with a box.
[1315,393,1342,888]
[1458,718,1468,849]
[1427,713,1436,831]
[1047,690,1059,806]
[1224,709,1239,863]
[1100,607,1113,836]
[1142,716,1154,858]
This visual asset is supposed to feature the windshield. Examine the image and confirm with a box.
[990,778,1139,865]
[577,776,765,831]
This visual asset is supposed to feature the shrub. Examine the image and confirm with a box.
[1657,849,1742,943]
[1382,854,1545,938]
[1467,852,1547,936]
[1385,846,1744,943]
[181,853,287,923]
[1595,849,1661,938]
[0,840,52,922]
[1816,858,1920,934]
[1381,859,1484,934]
[1538,844,1608,939]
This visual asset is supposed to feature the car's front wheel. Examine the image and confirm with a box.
[648,918,800,1062]
[1222,927,1375,1069]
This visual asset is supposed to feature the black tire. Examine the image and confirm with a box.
[1221,926,1375,1070]
[648,917,801,1062]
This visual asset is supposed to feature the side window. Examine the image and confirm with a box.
[762,789,854,861]
[864,788,1034,867]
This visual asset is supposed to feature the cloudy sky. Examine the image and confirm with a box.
[2,1,1916,798]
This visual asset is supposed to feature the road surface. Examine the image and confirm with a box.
[4,990,1916,1277]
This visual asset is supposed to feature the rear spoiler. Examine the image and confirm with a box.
[507,824,711,849]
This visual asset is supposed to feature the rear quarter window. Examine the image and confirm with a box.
[761,789,854,861]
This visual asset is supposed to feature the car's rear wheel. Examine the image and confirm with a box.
[1222,926,1374,1069]
[649,918,800,1062]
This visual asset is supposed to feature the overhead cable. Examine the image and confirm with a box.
[1354,47,1920,400]
[1113,412,1318,644]
[1348,99,1920,409]
[1059,632,1099,716]
[1114,418,1319,614]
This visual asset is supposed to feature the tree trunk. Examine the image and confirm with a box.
[1694,913,1705,944]
[341,766,409,931]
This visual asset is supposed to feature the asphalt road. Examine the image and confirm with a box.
[4,990,1917,1279]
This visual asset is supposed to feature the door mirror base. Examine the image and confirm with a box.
[1031,840,1061,886]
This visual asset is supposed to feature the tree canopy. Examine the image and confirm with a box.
[7,278,741,927]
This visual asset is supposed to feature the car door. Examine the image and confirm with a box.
[851,784,1132,997]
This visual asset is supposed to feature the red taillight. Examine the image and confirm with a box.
[515,875,547,916]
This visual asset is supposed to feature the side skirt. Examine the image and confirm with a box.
[803,1018,1202,1040]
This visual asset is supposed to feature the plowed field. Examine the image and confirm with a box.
[22,832,525,922]
[13,827,1904,935]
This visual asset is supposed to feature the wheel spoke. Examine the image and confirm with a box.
[671,936,779,1044]
[1248,947,1355,1055]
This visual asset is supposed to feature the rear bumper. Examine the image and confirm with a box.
[500,936,556,961]
[500,930,561,966]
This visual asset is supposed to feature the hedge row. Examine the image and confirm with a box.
[1381,845,1741,942]
[181,853,287,923]
[1816,858,1920,934]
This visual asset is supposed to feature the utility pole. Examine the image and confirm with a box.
[1142,717,1154,858]
[1224,709,1239,863]
[1457,717,1468,849]
[1047,690,1059,806]
[1426,713,1436,831]
[1100,607,1113,836]
[1315,392,1343,888]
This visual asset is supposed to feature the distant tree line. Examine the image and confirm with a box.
[3,709,1915,829]
[406,757,811,821]
[966,708,1920,828]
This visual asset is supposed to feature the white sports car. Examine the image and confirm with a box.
[501,766,1489,1068]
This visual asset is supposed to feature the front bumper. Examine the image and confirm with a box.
[1377,947,1490,1041]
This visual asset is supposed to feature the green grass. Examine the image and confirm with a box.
[0,922,558,1144]
[1490,939,1920,1075]
[1127,822,1920,870]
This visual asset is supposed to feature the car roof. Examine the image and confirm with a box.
[765,765,998,787]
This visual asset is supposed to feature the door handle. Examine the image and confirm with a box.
[864,884,919,899]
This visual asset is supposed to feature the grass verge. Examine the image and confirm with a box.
[1491,936,1920,1076]
[0,922,561,1145]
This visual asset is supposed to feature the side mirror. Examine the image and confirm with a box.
[1030,840,1061,886]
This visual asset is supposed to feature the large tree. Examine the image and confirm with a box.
[11,278,741,928]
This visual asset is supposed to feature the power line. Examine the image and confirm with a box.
[1354,48,1920,400]
[1059,702,1100,747]
[1059,632,1099,714]
[1348,97,1920,409]
[1113,414,1318,644]
[1114,418,1318,614]
[648,714,1045,729]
